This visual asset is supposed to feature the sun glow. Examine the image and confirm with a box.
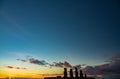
[0,66,63,78]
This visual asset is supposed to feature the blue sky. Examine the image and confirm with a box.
[0,0,120,78]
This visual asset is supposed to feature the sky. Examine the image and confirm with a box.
[0,0,120,78]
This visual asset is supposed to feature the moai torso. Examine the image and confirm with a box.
[70,69,73,78]
[64,68,67,78]
[75,67,78,78]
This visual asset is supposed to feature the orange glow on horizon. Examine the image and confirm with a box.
[0,74,63,78]
[0,67,63,78]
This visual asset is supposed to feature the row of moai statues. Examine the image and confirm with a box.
[64,68,87,79]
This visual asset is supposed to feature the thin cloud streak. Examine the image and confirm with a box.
[17,57,48,66]
[6,66,27,70]
[17,59,27,62]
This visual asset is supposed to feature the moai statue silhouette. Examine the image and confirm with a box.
[85,74,87,79]
[80,70,83,79]
[64,68,67,78]
[70,69,73,78]
[75,67,78,78]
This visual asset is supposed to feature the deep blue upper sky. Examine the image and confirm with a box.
[0,0,120,65]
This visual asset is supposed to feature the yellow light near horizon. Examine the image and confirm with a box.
[0,67,63,78]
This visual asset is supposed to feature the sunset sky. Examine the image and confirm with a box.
[0,0,120,78]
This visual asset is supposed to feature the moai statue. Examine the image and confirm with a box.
[75,67,78,78]
[70,69,73,78]
[85,74,87,79]
[80,70,83,79]
[64,68,67,78]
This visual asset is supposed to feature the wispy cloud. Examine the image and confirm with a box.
[49,61,82,69]
[6,66,14,68]
[83,53,120,77]
[17,57,48,66]
[17,57,80,69]
[29,58,48,65]
[49,61,72,68]
[17,59,27,62]
[6,66,27,70]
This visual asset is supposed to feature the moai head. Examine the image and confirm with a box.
[64,68,67,72]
